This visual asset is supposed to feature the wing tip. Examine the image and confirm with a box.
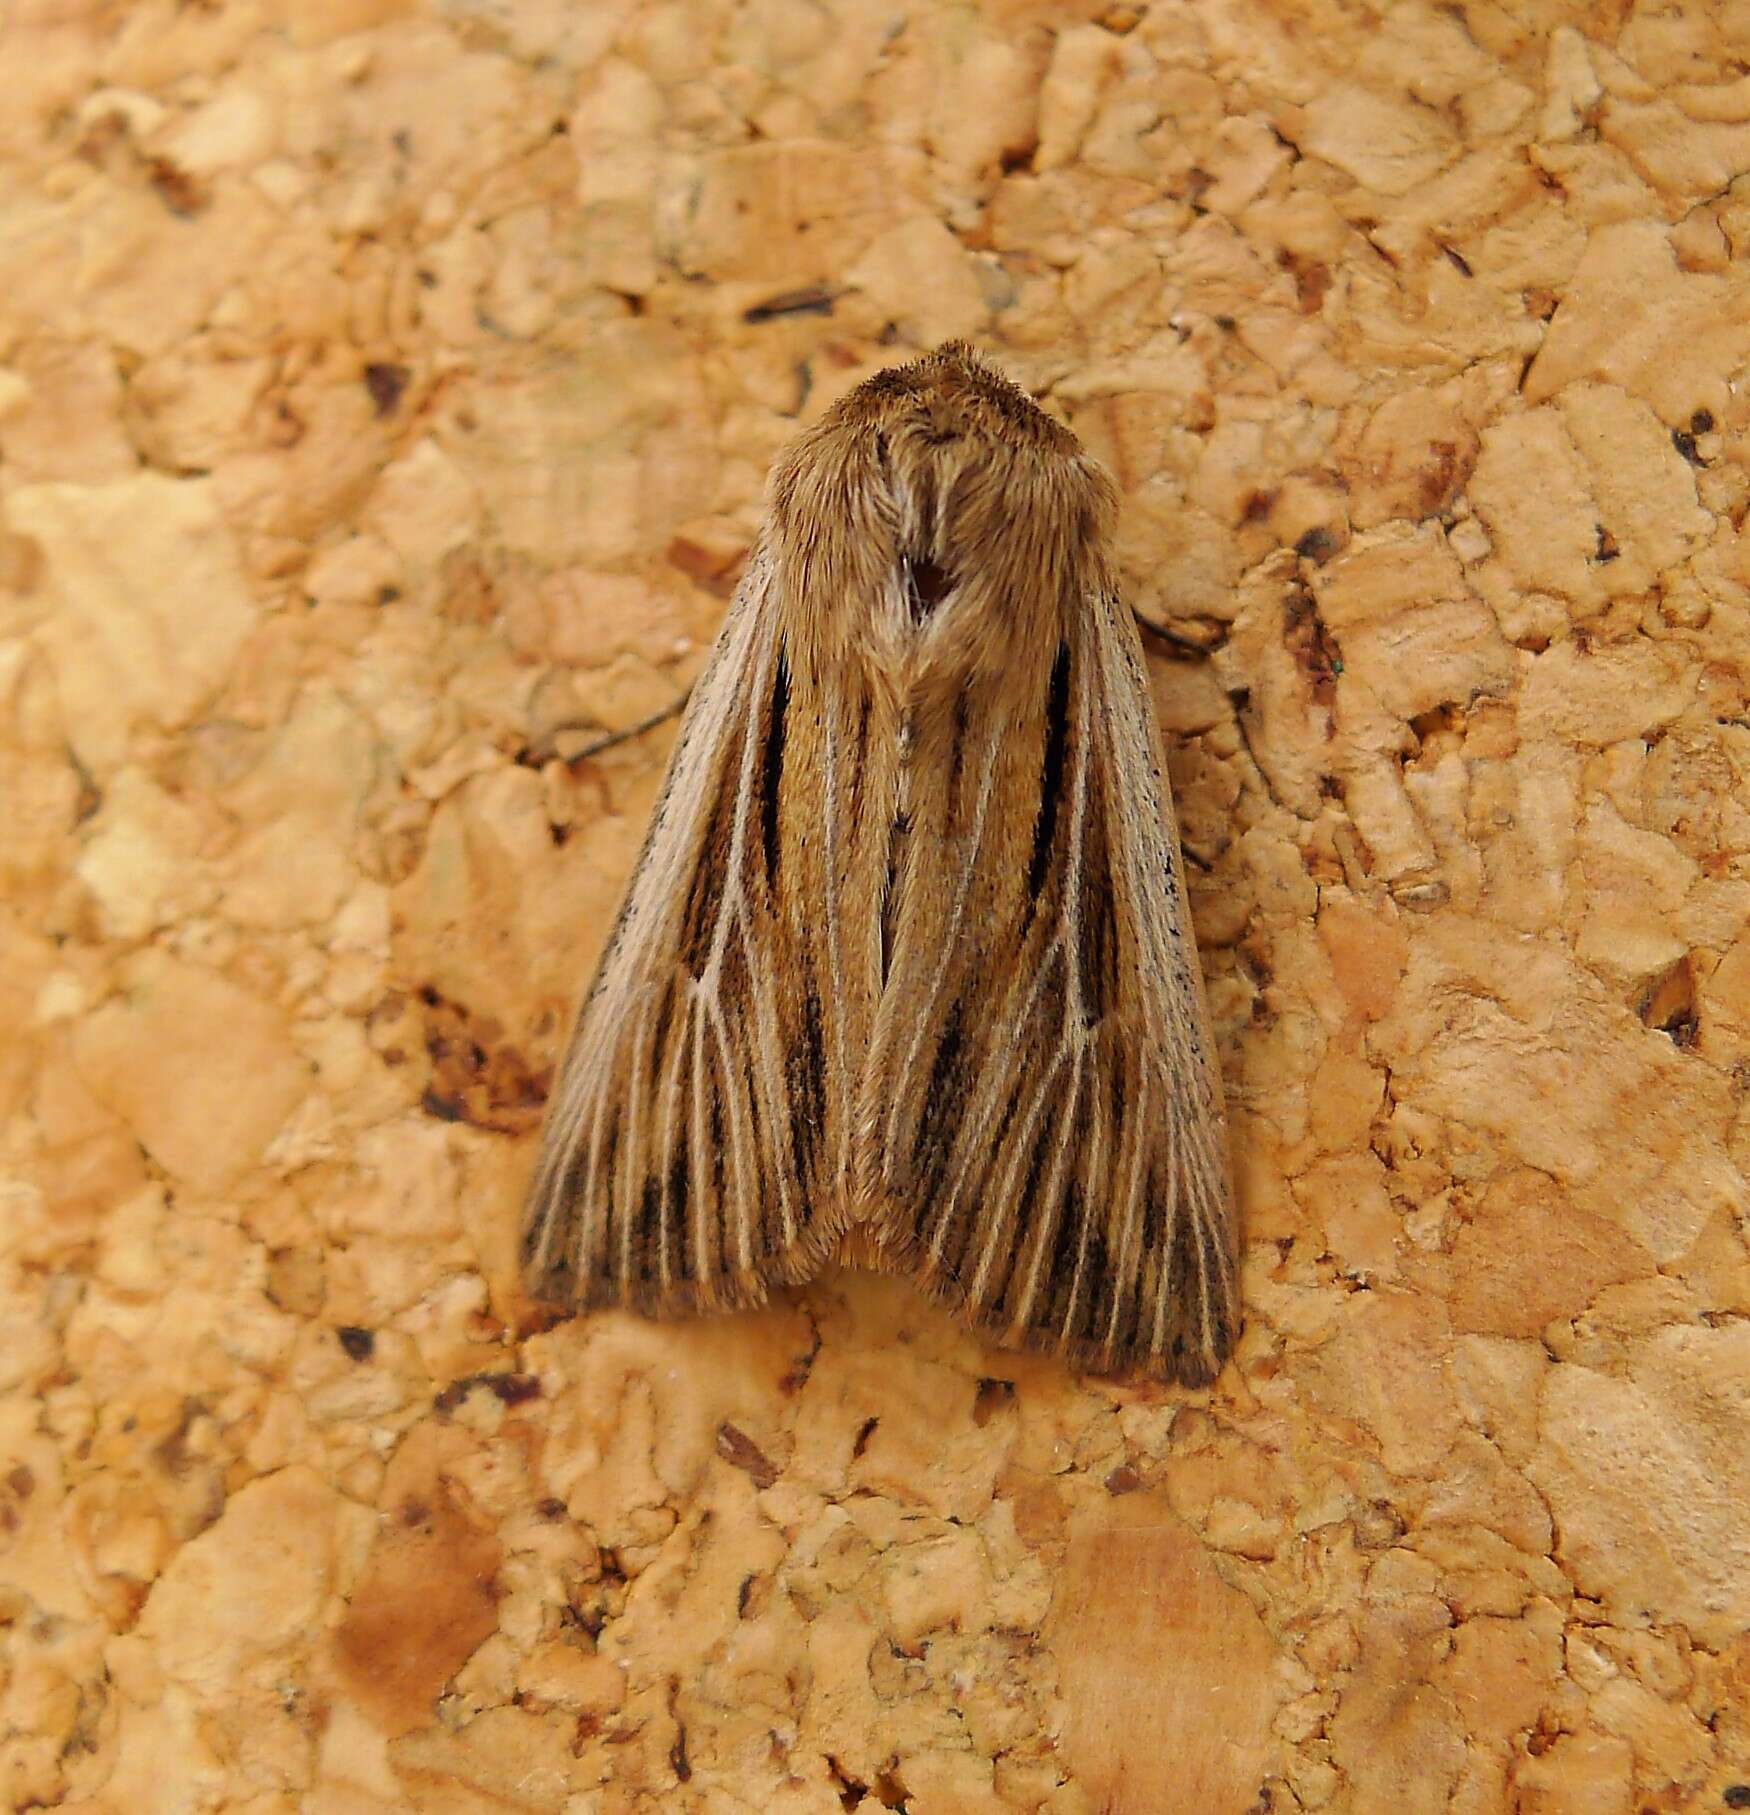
[522,1264,774,1322]
[519,1211,848,1325]
[524,1224,1235,1386]
[898,1249,1238,1390]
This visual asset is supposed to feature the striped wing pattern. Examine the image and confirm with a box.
[522,570,1233,1382]
[521,554,872,1313]
[861,595,1235,1384]
[521,345,1235,1385]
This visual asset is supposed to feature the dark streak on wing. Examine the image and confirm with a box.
[665,1143,689,1279]
[786,971,827,1244]
[1000,1117,1057,1316]
[847,690,872,832]
[1167,1203,1207,1371]
[931,1066,1024,1281]
[649,982,676,1080]
[945,693,969,833]
[1027,645,1072,903]
[800,980,826,1132]
[913,996,965,1176]
[708,1081,727,1278]
[1045,1177,1083,1326]
[879,809,911,986]
[1142,1181,1165,1254]
[1075,1223,1114,1347]
[677,759,738,975]
[1077,790,1120,1020]
[636,1177,660,1283]
[598,1109,620,1209]
[761,646,790,891]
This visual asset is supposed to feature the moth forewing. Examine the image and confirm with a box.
[521,340,1237,1385]
[520,551,861,1314]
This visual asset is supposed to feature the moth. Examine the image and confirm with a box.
[522,341,1237,1385]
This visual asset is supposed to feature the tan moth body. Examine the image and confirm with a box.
[522,343,1237,1385]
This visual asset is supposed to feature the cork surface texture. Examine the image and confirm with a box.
[3,3,1750,1811]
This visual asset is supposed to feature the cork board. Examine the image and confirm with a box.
[2,3,1749,1811]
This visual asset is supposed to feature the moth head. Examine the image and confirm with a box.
[769,343,1118,678]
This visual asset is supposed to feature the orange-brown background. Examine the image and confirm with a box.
[2,2,1748,1810]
